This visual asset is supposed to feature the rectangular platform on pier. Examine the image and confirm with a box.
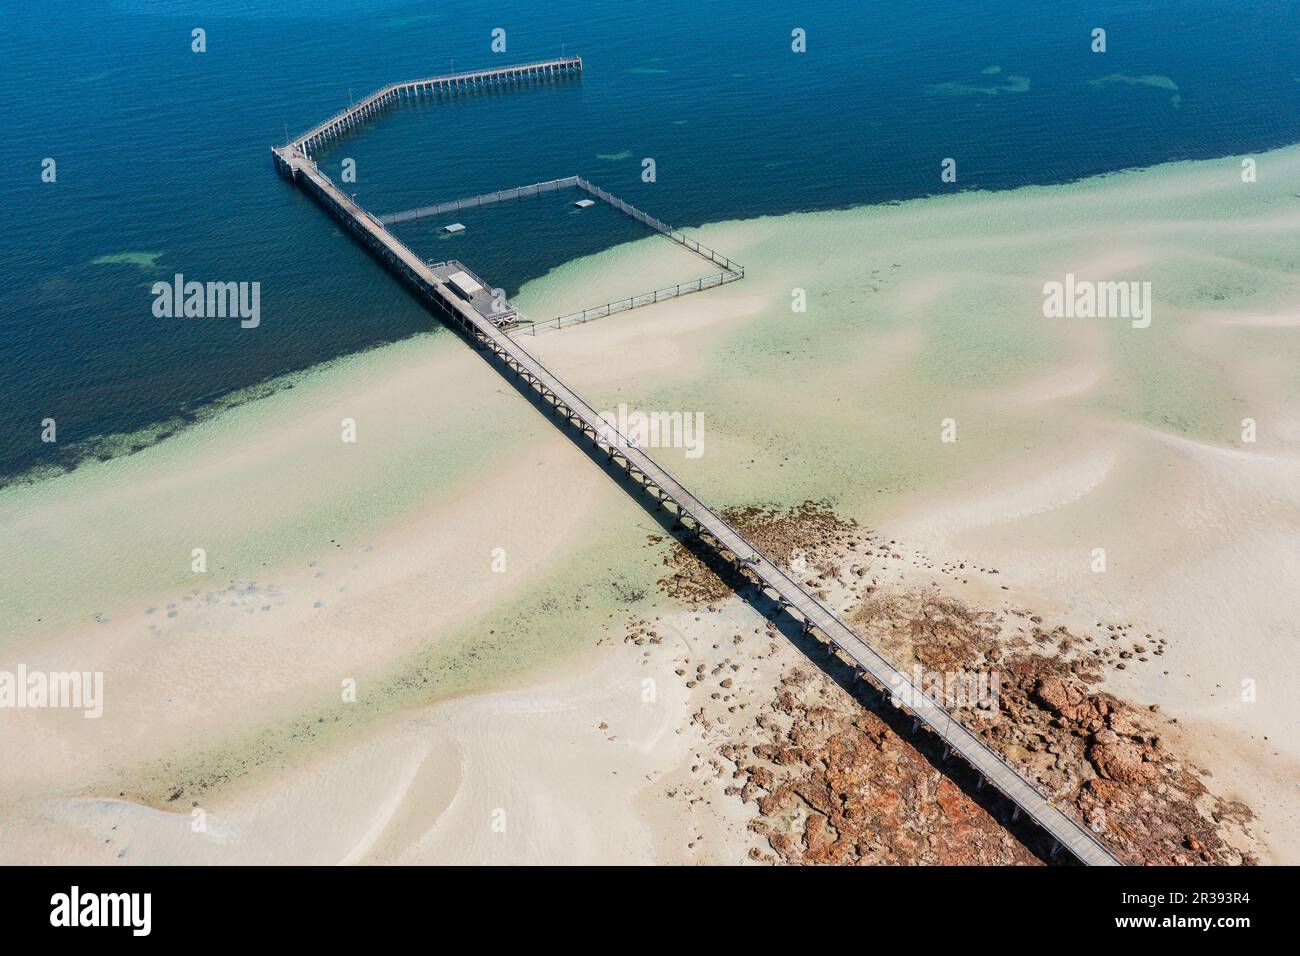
[429,260,514,327]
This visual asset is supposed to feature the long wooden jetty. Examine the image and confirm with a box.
[271,63,1122,867]
[285,57,582,158]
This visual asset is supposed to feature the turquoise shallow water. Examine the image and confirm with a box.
[515,145,1300,523]
[2,0,1298,482]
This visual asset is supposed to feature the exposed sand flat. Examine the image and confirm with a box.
[1008,359,1107,403]
[884,429,1300,861]
[2,147,1297,864]
[0,611,760,866]
[0,322,672,819]
[0,433,620,797]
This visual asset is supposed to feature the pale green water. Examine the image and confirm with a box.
[90,251,163,271]
[0,331,546,638]
[120,492,664,803]
[1090,73,1182,108]
[517,145,1300,524]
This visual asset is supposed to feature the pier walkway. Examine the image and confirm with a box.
[271,65,1122,868]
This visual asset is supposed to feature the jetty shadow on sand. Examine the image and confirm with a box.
[663,528,1071,866]
[427,301,1071,865]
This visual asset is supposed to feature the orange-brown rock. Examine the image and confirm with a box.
[1087,731,1153,784]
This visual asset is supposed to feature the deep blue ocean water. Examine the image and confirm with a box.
[2,0,1298,482]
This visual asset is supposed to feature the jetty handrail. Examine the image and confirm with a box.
[401,56,582,92]
[574,177,742,275]
[514,269,745,335]
[286,84,398,148]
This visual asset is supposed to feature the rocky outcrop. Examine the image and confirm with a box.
[734,670,1038,866]
[652,502,1257,865]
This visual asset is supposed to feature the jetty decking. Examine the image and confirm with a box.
[271,63,1121,867]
